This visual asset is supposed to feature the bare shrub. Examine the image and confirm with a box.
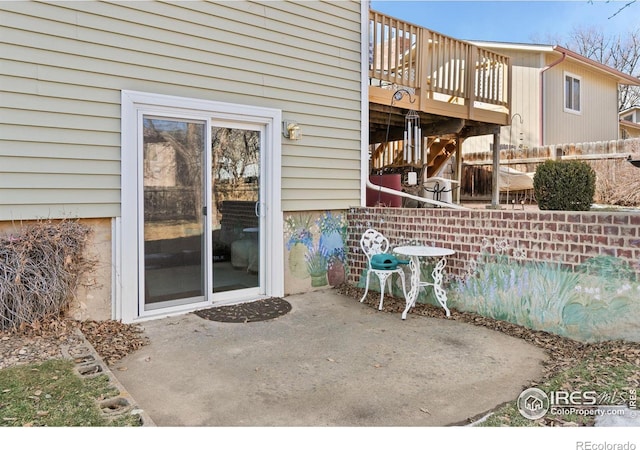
[591,155,640,207]
[0,220,93,330]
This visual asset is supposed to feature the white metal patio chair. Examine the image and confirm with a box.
[359,228,407,311]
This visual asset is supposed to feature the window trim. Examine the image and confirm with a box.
[564,71,582,115]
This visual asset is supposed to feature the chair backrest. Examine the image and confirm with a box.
[360,228,390,264]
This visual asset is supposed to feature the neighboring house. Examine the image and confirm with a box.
[0,1,368,323]
[620,106,640,139]
[462,42,640,154]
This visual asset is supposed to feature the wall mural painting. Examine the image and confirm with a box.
[450,238,640,343]
[284,211,348,288]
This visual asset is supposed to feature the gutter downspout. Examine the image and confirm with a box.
[365,178,468,210]
[540,48,566,146]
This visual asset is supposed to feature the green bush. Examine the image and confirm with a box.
[533,160,596,211]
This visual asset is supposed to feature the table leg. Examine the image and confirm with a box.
[431,257,451,317]
[401,255,451,319]
[401,255,420,320]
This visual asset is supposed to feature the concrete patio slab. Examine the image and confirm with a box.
[111,290,547,426]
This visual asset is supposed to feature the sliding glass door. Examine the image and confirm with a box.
[140,116,263,312]
[211,126,261,294]
[142,117,206,309]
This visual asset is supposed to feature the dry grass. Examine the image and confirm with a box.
[591,154,640,207]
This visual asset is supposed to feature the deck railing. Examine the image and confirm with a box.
[369,10,510,112]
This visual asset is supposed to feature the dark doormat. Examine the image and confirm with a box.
[193,297,292,323]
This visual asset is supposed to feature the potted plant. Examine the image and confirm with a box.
[306,246,329,287]
[284,214,314,279]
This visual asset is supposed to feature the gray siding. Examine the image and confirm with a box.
[0,0,363,220]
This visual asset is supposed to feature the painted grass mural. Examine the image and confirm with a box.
[450,238,640,343]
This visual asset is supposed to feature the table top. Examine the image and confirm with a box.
[394,245,455,257]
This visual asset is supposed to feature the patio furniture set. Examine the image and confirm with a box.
[359,228,455,320]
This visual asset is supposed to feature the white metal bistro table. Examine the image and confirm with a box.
[393,245,456,320]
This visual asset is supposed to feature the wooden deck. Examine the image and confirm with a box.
[369,10,510,125]
[368,10,511,183]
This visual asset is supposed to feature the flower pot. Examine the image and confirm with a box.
[327,259,345,286]
[288,242,310,279]
[310,272,328,287]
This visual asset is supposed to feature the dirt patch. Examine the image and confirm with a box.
[1,318,148,369]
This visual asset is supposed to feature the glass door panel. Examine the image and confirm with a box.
[211,126,260,293]
[142,117,206,309]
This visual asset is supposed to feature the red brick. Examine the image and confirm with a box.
[584,245,599,255]
[617,249,636,259]
[555,243,568,252]
[572,224,587,234]
[564,253,580,264]
[603,226,619,235]
[348,207,640,285]
[565,233,580,243]
[594,235,608,245]
[553,233,565,242]
[608,237,625,247]
[580,234,594,244]
[613,215,629,225]
[570,244,584,253]
[620,227,637,237]
[597,214,613,224]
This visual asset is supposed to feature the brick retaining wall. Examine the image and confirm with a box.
[347,207,640,284]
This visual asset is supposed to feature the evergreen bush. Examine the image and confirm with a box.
[533,160,596,211]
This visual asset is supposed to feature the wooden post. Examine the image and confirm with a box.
[416,28,429,110]
[453,135,463,203]
[466,45,477,121]
[490,131,501,208]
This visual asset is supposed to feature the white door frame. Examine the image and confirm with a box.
[119,90,283,323]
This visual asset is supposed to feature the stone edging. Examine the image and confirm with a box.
[60,330,156,427]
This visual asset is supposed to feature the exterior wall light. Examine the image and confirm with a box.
[283,121,301,140]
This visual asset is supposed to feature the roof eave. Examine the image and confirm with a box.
[552,45,640,86]
[620,119,640,131]
[470,41,640,86]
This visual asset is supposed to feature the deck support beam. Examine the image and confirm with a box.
[491,130,501,208]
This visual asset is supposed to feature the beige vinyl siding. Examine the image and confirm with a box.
[543,57,620,145]
[462,48,543,154]
[0,0,363,220]
[507,50,542,148]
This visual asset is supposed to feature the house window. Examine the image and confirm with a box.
[564,72,581,114]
